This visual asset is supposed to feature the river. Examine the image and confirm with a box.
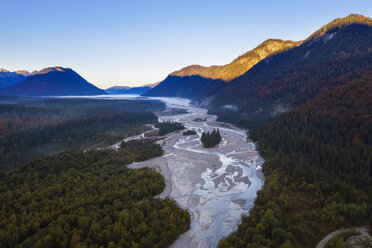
[124,97,265,248]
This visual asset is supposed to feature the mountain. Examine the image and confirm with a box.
[171,39,299,81]
[105,86,151,95]
[218,67,372,248]
[207,14,372,127]
[218,14,372,248]
[143,39,299,98]
[0,68,31,89]
[0,67,106,96]
[307,13,372,40]
[143,75,225,99]
[145,14,372,122]
[13,70,32,77]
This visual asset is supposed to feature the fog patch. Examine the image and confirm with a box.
[195,96,213,108]
[271,104,290,117]
[322,31,337,43]
[222,104,238,111]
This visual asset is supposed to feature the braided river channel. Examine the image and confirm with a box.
[123,97,265,248]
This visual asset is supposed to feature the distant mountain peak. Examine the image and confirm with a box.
[308,14,372,40]
[107,86,131,90]
[15,70,31,76]
[36,66,72,75]
[0,68,31,76]
[0,66,105,96]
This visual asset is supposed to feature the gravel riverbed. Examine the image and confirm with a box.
[123,97,265,248]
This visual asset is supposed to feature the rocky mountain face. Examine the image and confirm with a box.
[0,67,106,96]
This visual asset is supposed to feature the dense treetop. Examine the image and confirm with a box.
[0,139,190,248]
[201,129,222,148]
[156,121,185,136]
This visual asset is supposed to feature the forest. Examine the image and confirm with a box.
[218,70,372,247]
[155,121,185,136]
[0,139,190,248]
[0,97,165,167]
[201,129,222,148]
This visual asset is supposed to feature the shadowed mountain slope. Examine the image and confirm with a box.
[144,39,299,98]
[0,67,106,96]
[143,75,225,99]
[170,39,299,82]
[0,68,31,89]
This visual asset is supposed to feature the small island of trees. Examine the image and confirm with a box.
[201,129,221,148]
[183,130,197,136]
[156,121,185,136]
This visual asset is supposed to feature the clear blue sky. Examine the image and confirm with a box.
[1,0,371,88]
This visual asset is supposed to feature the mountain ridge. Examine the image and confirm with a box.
[144,39,299,98]
[307,13,372,40]
[170,39,300,81]
[0,68,31,89]
[145,14,372,104]
[195,14,372,129]
[0,66,106,96]
[211,22,372,110]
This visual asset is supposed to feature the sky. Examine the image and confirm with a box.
[1,0,372,88]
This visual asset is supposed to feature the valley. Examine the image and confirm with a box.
[1,6,371,247]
